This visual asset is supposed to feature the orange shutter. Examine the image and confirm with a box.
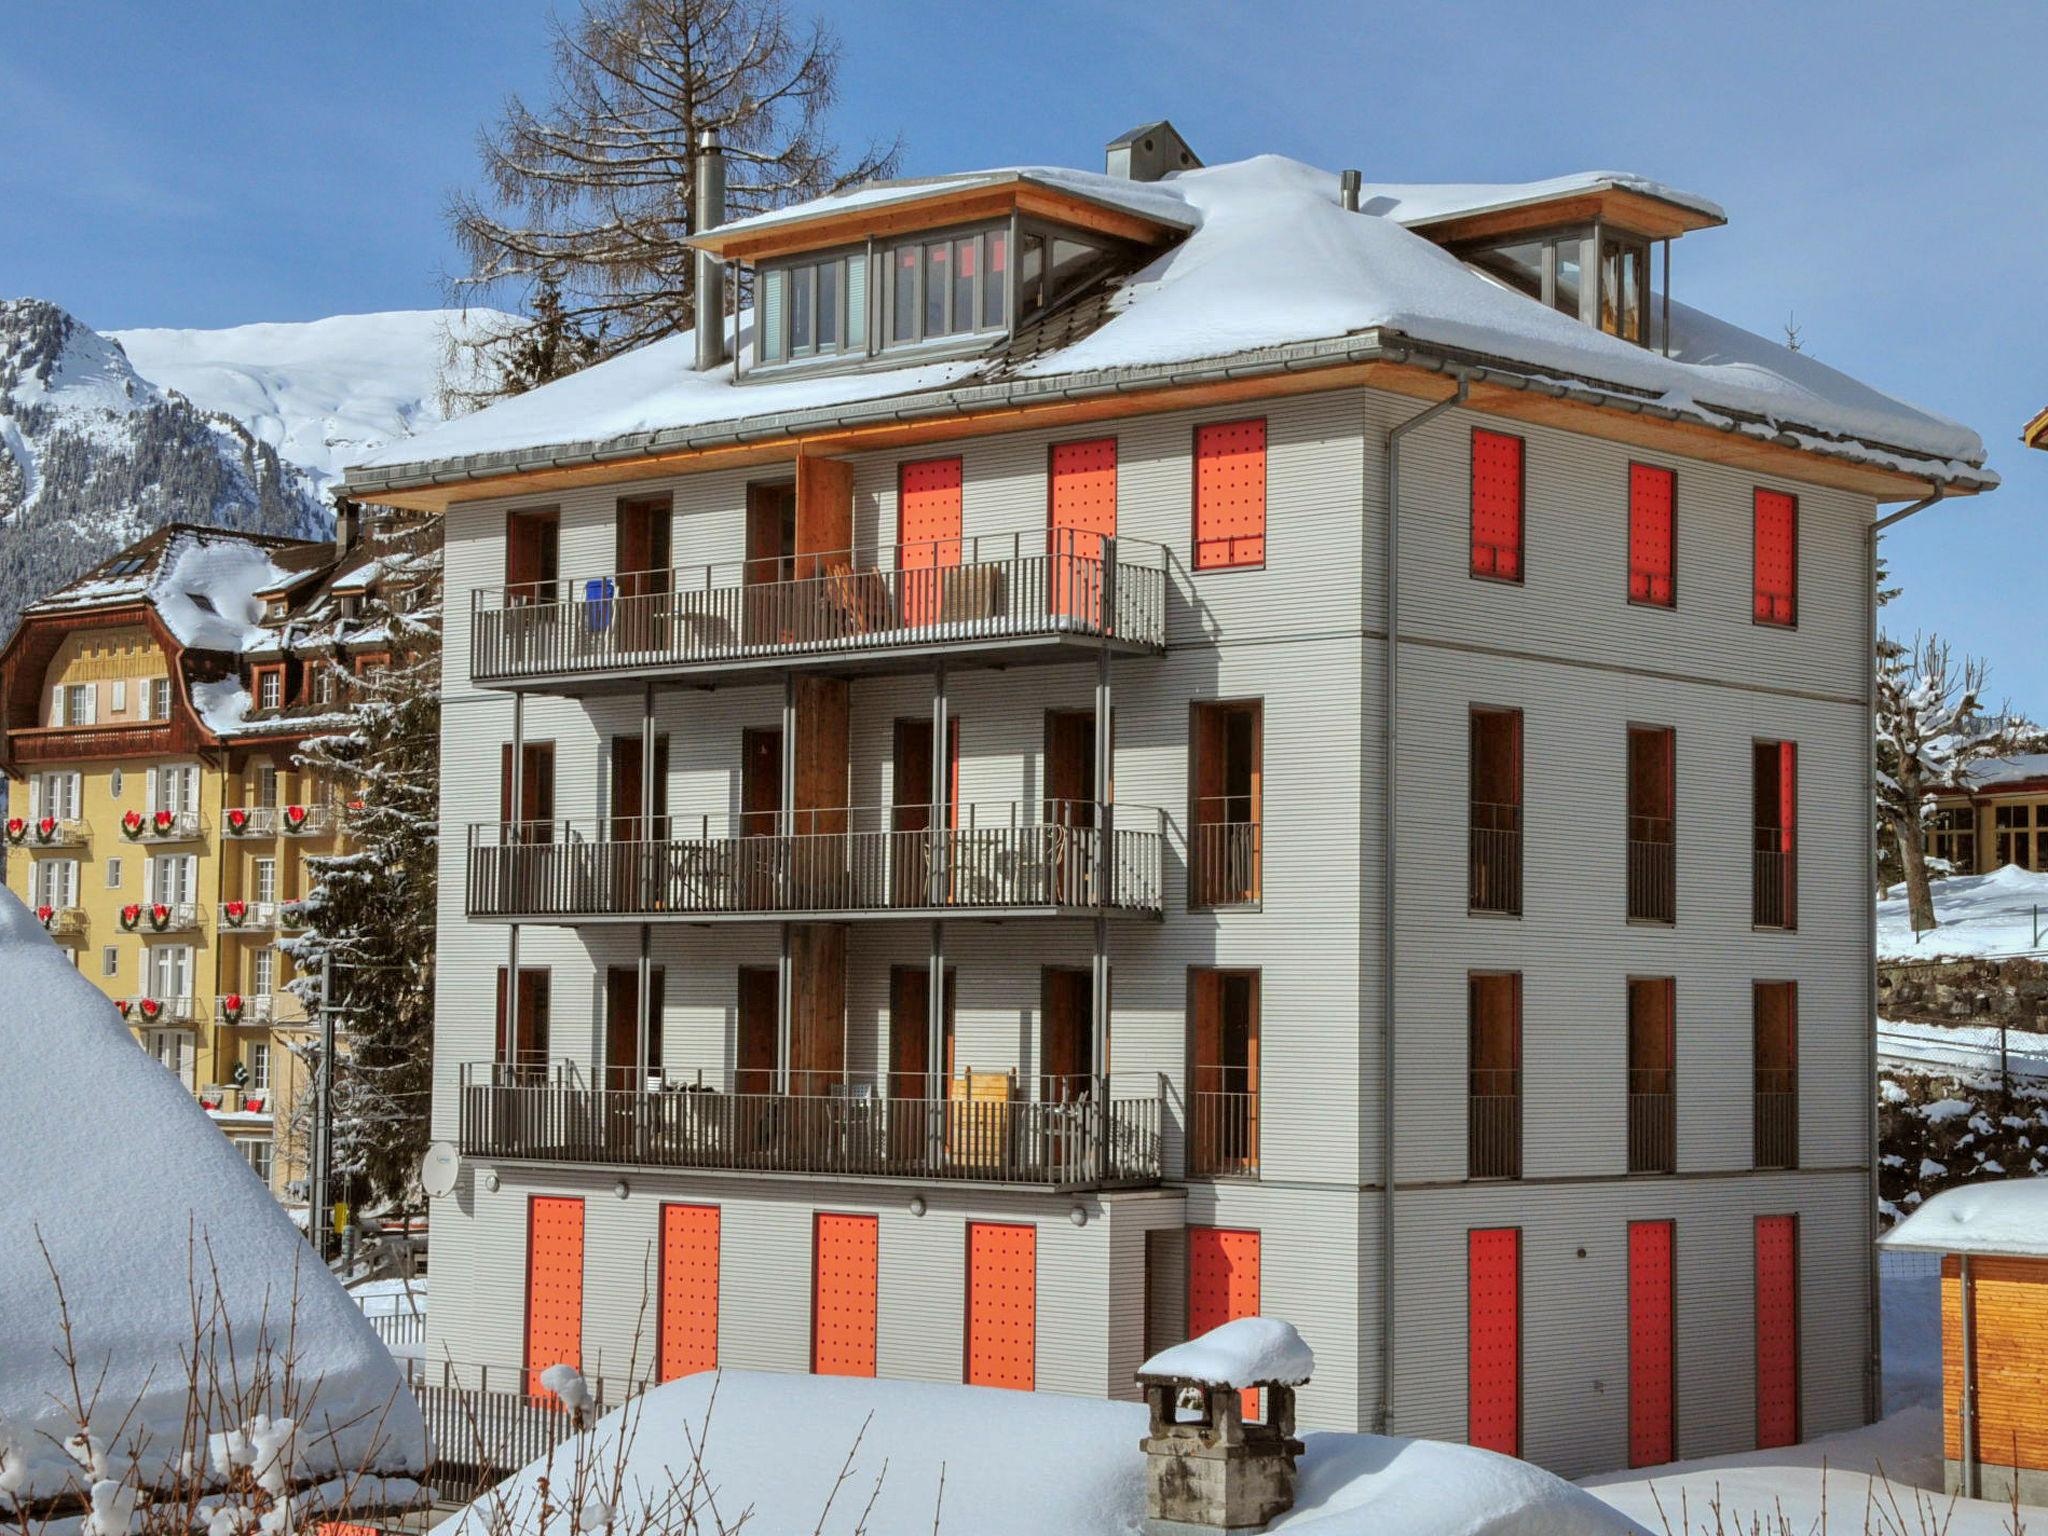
[813,1213,879,1377]
[1193,420,1266,570]
[899,458,963,626]
[658,1203,720,1380]
[1755,1214,1801,1448]
[965,1222,1037,1390]
[1470,429,1524,581]
[1753,490,1797,625]
[1628,1220,1676,1467]
[1189,1226,1262,1417]
[525,1196,585,1400]
[1468,1227,1520,1455]
[1050,438,1118,621]
[1628,464,1675,606]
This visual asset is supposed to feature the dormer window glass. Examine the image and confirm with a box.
[758,252,864,366]
[883,228,1007,349]
[1466,226,1651,346]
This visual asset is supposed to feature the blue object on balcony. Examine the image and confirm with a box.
[585,576,615,632]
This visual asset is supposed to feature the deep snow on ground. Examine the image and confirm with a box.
[1878,864,2048,959]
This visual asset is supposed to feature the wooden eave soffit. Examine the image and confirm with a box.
[1415,188,1724,247]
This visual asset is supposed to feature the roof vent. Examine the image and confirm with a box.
[1339,170,1362,212]
[1105,119,1201,182]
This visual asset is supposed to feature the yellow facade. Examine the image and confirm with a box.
[5,622,345,1196]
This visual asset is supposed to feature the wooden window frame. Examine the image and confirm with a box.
[1187,698,1263,911]
[1185,966,1261,1180]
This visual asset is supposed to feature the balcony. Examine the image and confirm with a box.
[1190,809,1260,910]
[34,905,87,940]
[117,901,207,935]
[219,899,279,933]
[7,721,172,767]
[465,801,1165,923]
[1187,1090,1259,1178]
[1468,1069,1521,1179]
[217,993,296,1025]
[1754,1071,1798,1169]
[118,810,205,843]
[1627,1070,1676,1174]
[199,1084,272,1117]
[8,815,90,848]
[469,532,1168,694]
[119,995,197,1026]
[223,807,279,839]
[1469,803,1523,916]
[1627,818,1676,924]
[458,1065,1164,1190]
[280,803,337,837]
[1753,831,1796,929]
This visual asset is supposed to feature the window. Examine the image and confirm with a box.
[253,947,276,997]
[255,763,279,809]
[111,679,128,712]
[1928,804,1977,874]
[1190,701,1261,907]
[154,765,199,815]
[881,229,1006,349]
[1753,982,1798,1170]
[1753,489,1797,626]
[56,682,95,727]
[1469,708,1523,915]
[111,768,124,798]
[1189,969,1260,1177]
[253,858,278,903]
[148,855,197,905]
[249,1041,271,1090]
[238,1139,274,1185]
[1993,803,2046,870]
[1014,229,1118,320]
[105,856,123,889]
[32,859,79,911]
[257,669,282,710]
[101,946,119,979]
[758,250,868,364]
[495,967,552,1079]
[1193,419,1266,570]
[1468,973,1521,1180]
[1627,978,1676,1174]
[1626,726,1676,923]
[337,593,362,620]
[506,507,562,603]
[1465,226,1650,344]
[148,945,194,1002]
[311,665,335,707]
[36,771,81,822]
[149,678,172,718]
[1470,428,1524,581]
[1628,464,1675,606]
[1753,741,1797,928]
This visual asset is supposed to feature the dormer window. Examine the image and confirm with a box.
[758,250,865,365]
[265,598,288,622]
[1467,227,1649,344]
[885,227,1008,348]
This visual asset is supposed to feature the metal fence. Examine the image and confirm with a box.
[1187,1089,1259,1178]
[1754,1074,1799,1169]
[1469,1072,1522,1179]
[1627,821,1676,923]
[1469,806,1522,915]
[1191,810,1260,909]
[1753,836,1796,928]
[404,1359,640,1493]
[1628,1075,1676,1174]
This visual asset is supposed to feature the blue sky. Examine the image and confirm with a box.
[3,2,2044,709]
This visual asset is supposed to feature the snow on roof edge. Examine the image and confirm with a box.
[1881,1178,2048,1257]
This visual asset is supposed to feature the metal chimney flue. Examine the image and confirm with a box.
[1339,170,1362,212]
[694,127,728,371]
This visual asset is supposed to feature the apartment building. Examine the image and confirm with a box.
[344,123,1994,1476]
[0,518,413,1193]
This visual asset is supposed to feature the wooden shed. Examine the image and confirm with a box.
[1883,1180,2048,1503]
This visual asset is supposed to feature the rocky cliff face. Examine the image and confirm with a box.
[0,297,329,642]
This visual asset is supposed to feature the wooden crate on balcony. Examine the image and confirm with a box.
[947,1068,1015,1173]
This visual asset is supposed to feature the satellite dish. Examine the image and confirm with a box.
[420,1141,462,1199]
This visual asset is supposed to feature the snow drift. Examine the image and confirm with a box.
[0,888,424,1501]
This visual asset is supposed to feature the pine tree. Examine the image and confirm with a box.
[285,516,442,1206]
[444,0,900,399]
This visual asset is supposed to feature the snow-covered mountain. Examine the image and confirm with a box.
[111,308,514,493]
[0,297,329,641]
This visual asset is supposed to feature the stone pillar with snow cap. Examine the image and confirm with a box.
[1135,1317,1311,1533]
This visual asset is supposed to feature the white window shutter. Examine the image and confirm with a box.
[146,768,158,810]
[51,686,64,727]
[112,679,127,711]
[81,687,97,725]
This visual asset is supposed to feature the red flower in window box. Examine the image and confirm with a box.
[119,903,143,931]
[138,997,162,1020]
[284,804,309,830]
[115,998,133,1019]
[35,816,56,843]
[153,809,175,833]
[224,900,248,926]
[122,810,145,839]
[222,992,245,1024]
[348,798,365,812]
[35,904,54,927]
[227,808,250,833]
[200,1096,220,1111]
[148,902,172,931]
[4,817,24,843]
[244,1097,262,1113]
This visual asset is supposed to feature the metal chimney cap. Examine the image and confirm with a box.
[697,126,721,150]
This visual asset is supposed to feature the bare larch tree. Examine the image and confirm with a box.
[446,0,900,401]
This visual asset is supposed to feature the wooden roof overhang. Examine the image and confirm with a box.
[346,343,1984,520]
[1408,186,1726,246]
[688,177,1188,264]
[2025,405,2048,452]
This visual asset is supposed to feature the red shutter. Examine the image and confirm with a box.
[899,458,963,626]
[813,1213,879,1377]
[1628,464,1675,606]
[525,1196,585,1400]
[965,1222,1037,1390]
[1628,1220,1676,1467]
[658,1203,720,1380]
[1778,742,1797,855]
[1189,1226,1262,1418]
[1753,490,1797,625]
[1470,429,1524,582]
[1755,1214,1801,1448]
[1050,438,1118,620]
[1194,420,1266,570]
[1468,1227,1521,1455]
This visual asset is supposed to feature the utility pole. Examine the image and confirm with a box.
[311,954,336,1263]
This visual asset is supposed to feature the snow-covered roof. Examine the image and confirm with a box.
[1882,1177,2048,1257]
[1368,170,1726,228]
[1139,1316,1315,1387]
[434,1368,1645,1536]
[1963,752,2048,789]
[349,155,1990,496]
[27,525,307,655]
[0,890,425,1502]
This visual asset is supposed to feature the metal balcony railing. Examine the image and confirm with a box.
[1469,803,1522,915]
[1188,1089,1259,1178]
[220,899,280,932]
[119,901,206,935]
[216,993,287,1025]
[457,1064,1164,1189]
[470,531,1168,687]
[198,1084,272,1114]
[465,800,1164,921]
[34,905,87,938]
[1469,1069,1521,1179]
[120,995,197,1026]
[1753,830,1796,928]
[9,815,90,848]
[121,810,205,842]
[279,803,337,836]
[1627,1069,1676,1174]
[1191,802,1259,909]
[1627,817,1676,923]
[223,807,279,838]
[1754,1070,1798,1169]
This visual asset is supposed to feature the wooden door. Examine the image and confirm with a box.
[615,496,672,648]
[1189,970,1259,1175]
[745,483,796,644]
[500,742,557,825]
[1040,968,1094,1102]
[892,718,958,907]
[658,1203,719,1381]
[610,735,668,905]
[1046,710,1110,904]
[506,508,560,602]
[740,728,783,908]
[736,967,778,1095]
[496,968,551,1079]
[604,966,664,1090]
[889,966,954,1164]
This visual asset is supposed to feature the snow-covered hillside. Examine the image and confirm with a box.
[1878,863,2048,959]
[112,308,513,492]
